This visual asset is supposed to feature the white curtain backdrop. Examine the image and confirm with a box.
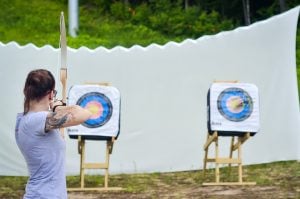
[0,6,299,176]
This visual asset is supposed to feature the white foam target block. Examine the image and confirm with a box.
[209,83,260,133]
[67,84,120,137]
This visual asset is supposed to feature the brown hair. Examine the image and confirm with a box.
[23,69,55,114]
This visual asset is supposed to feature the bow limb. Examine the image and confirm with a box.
[59,12,67,137]
[59,69,67,138]
[60,68,67,103]
[60,11,67,103]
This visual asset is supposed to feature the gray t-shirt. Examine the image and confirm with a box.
[15,111,67,199]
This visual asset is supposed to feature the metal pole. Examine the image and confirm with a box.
[242,0,251,25]
[68,0,78,37]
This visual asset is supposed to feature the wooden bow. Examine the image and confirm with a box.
[59,12,67,137]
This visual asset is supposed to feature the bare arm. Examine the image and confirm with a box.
[45,105,92,132]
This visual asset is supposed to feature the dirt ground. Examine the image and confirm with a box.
[65,161,300,199]
[68,185,300,199]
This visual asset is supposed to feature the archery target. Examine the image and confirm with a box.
[208,83,259,133]
[67,84,120,138]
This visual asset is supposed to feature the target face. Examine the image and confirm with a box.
[217,87,253,122]
[67,84,120,138]
[208,83,259,133]
[77,92,113,128]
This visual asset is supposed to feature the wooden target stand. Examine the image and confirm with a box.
[202,81,256,186]
[202,131,256,185]
[68,82,123,192]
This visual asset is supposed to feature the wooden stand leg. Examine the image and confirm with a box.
[104,141,110,188]
[238,137,243,183]
[228,136,235,176]
[203,133,209,178]
[215,135,219,183]
[203,131,218,178]
[79,137,85,188]
[229,136,234,168]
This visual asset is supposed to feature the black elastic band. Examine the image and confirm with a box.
[56,100,66,106]
[53,104,66,112]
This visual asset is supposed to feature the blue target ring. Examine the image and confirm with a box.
[77,92,113,128]
[217,87,253,122]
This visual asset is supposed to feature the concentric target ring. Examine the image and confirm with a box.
[217,87,253,122]
[77,92,113,128]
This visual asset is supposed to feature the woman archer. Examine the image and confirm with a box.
[15,69,92,199]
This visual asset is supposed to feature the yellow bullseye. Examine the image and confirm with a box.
[226,97,244,113]
[230,97,243,109]
[88,106,98,114]
[85,102,103,119]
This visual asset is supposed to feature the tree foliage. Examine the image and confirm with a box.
[0,0,299,48]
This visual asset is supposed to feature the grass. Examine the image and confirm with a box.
[0,0,173,49]
[1,161,299,198]
[0,176,28,199]
[0,0,66,47]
